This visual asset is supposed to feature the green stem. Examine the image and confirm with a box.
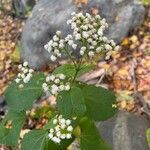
[72,58,83,83]
[63,47,77,69]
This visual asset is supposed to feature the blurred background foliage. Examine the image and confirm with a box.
[141,0,150,6]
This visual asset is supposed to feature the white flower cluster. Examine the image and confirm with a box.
[42,74,70,95]
[15,62,34,87]
[44,31,65,62]
[48,115,73,144]
[67,12,118,59]
[65,34,77,50]
[44,12,119,62]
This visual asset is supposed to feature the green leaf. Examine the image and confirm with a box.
[43,138,58,150]
[146,128,150,148]
[53,63,94,78]
[21,129,74,150]
[77,64,94,77]
[53,64,76,78]
[57,86,86,118]
[0,110,26,146]
[44,117,56,130]
[82,85,117,121]
[32,106,54,119]
[44,137,74,150]
[21,130,53,150]
[80,117,111,150]
[5,73,45,111]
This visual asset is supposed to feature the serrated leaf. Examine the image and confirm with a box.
[43,138,58,150]
[82,85,117,121]
[53,63,94,79]
[53,64,76,78]
[21,130,53,150]
[21,129,74,150]
[80,118,111,150]
[44,117,56,130]
[0,110,26,146]
[5,73,45,111]
[77,64,94,77]
[57,86,86,118]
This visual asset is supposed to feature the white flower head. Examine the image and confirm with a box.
[65,85,70,91]
[43,74,70,95]
[48,133,53,139]
[80,50,85,56]
[88,51,94,57]
[53,119,57,125]
[50,55,57,62]
[56,31,61,36]
[67,126,73,132]
[59,74,66,80]
[53,35,59,41]
[48,115,74,144]
[98,29,103,36]
[96,47,102,53]
[54,79,60,84]
[66,134,72,139]
[66,119,71,125]
[75,33,81,40]
[105,44,112,51]
[16,62,34,86]
[72,44,77,49]
[15,78,21,83]
[49,75,55,81]
[23,61,28,67]
[82,31,89,39]
[60,134,66,139]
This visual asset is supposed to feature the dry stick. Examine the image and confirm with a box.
[97,72,105,85]
[130,58,137,93]
[79,68,105,82]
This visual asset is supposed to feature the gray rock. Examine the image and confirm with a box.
[12,0,36,17]
[21,0,145,69]
[98,111,150,150]
[21,0,76,69]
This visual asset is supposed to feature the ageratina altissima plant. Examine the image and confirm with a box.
[1,12,119,150]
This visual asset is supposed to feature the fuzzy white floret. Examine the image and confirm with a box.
[66,133,72,139]
[88,51,94,57]
[66,119,71,125]
[50,55,57,62]
[65,85,70,91]
[67,126,73,132]
[23,61,28,67]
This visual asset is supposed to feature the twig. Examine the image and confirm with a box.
[79,68,105,82]
[130,58,137,94]
[97,72,105,84]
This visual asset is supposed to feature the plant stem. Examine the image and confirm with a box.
[72,58,83,83]
[63,47,77,69]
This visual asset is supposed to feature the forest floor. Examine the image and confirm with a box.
[0,1,150,149]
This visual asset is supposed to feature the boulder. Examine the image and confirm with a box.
[21,0,145,69]
[12,0,36,17]
[98,111,150,150]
